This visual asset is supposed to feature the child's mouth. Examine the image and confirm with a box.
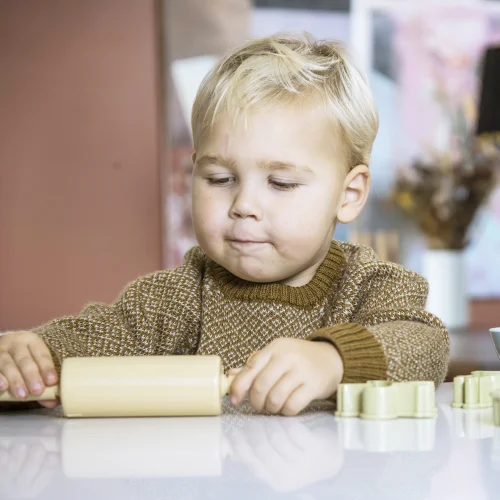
[228,239,268,249]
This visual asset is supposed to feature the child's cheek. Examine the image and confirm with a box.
[196,201,228,239]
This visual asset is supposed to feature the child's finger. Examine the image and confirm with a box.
[248,361,289,411]
[11,347,44,396]
[281,384,311,417]
[39,400,59,409]
[227,351,257,376]
[245,351,258,365]
[0,373,8,392]
[230,351,270,405]
[29,342,58,386]
[0,352,28,399]
[264,371,302,414]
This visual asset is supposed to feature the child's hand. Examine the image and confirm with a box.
[228,338,344,416]
[0,332,59,408]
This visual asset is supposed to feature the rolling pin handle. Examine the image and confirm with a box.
[0,385,59,402]
[220,374,235,397]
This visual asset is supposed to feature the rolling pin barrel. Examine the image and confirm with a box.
[0,355,234,418]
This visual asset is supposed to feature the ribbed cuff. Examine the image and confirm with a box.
[309,323,388,383]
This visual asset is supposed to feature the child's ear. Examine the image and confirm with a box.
[336,165,371,224]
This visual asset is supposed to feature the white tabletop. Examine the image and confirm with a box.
[0,383,499,500]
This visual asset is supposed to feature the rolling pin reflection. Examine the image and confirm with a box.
[0,355,235,417]
[61,417,226,477]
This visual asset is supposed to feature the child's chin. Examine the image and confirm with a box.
[230,263,280,284]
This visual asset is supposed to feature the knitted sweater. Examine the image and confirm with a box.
[32,241,449,386]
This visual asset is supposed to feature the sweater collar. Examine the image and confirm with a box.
[207,241,346,307]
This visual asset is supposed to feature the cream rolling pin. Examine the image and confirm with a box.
[0,355,235,417]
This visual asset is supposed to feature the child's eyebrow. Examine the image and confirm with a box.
[258,160,314,174]
[195,155,314,175]
[195,155,237,169]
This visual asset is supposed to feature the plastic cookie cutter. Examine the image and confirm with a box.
[492,390,500,427]
[335,380,437,420]
[452,371,500,410]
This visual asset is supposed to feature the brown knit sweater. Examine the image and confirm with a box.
[31,241,449,387]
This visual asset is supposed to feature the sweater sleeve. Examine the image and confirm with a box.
[309,246,450,386]
[32,247,204,371]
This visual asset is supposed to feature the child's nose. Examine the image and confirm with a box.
[229,187,262,220]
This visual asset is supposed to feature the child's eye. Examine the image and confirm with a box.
[206,177,234,186]
[271,180,300,191]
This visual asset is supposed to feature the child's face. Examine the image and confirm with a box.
[191,104,365,286]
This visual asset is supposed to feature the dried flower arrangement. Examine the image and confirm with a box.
[391,46,500,250]
[391,134,499,250]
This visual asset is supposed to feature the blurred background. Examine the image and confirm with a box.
[1,0,500,378]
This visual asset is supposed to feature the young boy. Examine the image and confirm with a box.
[0,33,449,416]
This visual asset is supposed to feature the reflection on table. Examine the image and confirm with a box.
[0,385,499,500]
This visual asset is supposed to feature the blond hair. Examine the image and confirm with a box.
[191,32,379,168]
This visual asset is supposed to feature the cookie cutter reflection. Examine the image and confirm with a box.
[452,406,494,439]
[451,405,500,470]
[336,415,436,452]
[490,428,500,470]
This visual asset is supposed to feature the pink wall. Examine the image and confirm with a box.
[0,0,164,330]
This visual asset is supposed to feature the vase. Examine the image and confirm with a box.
[421,249,469,330]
